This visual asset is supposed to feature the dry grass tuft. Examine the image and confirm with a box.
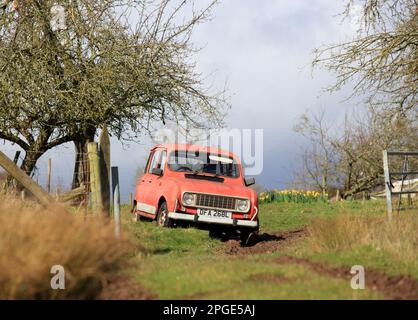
[307,213,418,262]
[0,196,133,299]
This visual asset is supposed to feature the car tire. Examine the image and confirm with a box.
[157,202,173,228]
[240,229,258,246]
[209,228,223,239]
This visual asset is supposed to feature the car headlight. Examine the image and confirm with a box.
[182,193,196,206]
[236,199,250,212]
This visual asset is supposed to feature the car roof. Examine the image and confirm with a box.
[151,144,239,160]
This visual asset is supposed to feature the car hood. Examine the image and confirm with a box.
[167,175,254,199]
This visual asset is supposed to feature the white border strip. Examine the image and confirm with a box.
[168,212,258,228]
[137,202,157,214]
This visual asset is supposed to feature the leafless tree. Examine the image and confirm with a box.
[295,108,418,198]
[0,0,228,185]
[294,110,340,196]
[313,0,417,116]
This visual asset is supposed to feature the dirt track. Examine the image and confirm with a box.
[276,256,418,300]
[102,227,418,300]
[99,276,157,300]
[223,228,307,255]
[221,228,418,300]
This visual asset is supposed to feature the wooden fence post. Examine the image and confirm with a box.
[0,149,62,209]
[99,127,111,216]
[87,142,104,213]
[111,166,121,238]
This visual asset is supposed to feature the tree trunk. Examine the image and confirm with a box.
[20,151,42,176]
[12,148,44,193]
[71,140,87,189]
[321,174,328,198]
[71,126,96,189]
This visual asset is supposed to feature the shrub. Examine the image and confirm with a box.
[307,214,418,263]
[0,196,132,299]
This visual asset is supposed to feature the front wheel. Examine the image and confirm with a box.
[240,228,258,246]
[157,202,173,228]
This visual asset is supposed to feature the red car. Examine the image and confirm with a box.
[133,144,259,243]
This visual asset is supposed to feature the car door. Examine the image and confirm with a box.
[135,149,161,215]
[148,148,167,210]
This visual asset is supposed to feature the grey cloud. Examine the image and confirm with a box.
[1,1,359,201]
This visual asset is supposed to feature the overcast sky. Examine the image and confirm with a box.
[1,0,361,202]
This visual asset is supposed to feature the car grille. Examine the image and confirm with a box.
[195,193,236,210]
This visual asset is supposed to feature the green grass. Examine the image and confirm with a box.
[121,200,417,299]
[259,200,386,233]
[125,215,219,256]
[293,243,418,281]
[136,255,379,299]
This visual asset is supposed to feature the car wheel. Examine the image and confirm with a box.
[209,228,223,239]
[157,202,173,228]
[240,229,257,246]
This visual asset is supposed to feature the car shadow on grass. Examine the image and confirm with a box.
[171,221,292,248]
[208,230,287,247]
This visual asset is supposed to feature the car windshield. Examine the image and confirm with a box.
[168,150,240,178]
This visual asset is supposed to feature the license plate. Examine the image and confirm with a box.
[197,208,232,219]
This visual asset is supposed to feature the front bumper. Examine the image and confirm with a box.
[167,212,258,228]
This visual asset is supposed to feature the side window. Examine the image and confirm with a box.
[144,151,153,173]
[148,149,162,173]
[158,151,167,174]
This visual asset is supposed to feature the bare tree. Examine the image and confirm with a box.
[334,110,417,197]
[0,0,228,183]
[294,110,339,196]
[295,108,418,198]
[313,0,417,116]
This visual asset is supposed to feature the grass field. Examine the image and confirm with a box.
[122,200,418,300]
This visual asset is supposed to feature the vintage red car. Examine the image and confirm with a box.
[133,144,259,243]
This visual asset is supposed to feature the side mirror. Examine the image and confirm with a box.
[244,177,255,186]
[151,168,163,176]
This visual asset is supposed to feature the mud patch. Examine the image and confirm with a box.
[98,276,158,300]
[247,273,291,285]
[223,228,307,255]
[277,256,418,300]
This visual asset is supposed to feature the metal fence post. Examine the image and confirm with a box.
[111,166,121,238]
[47,158,52,193]
[382,150,393,220]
